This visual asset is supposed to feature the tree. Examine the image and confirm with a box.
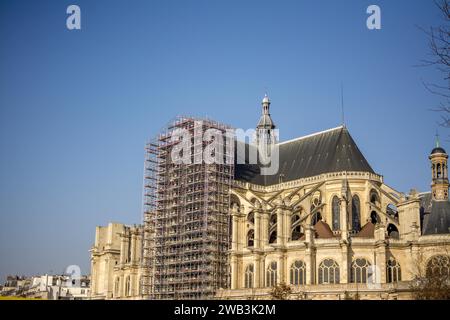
[269,283,292,300]
[409,251,450,300]
[422,1,450,127]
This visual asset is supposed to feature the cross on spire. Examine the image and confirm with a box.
[436,130,440,148]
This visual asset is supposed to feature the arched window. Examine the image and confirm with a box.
[332,196,340,231]
[387,224,399,239]
[247,229,254,247]
[351,195,361,231]
[351,258,371,283]
[386,258,401,283]
[386,204,399,220]
[247,211,254,224]
[311,197,321,208]
[310,197,322,226]
[291,225,304,241]
[266,262,277,287]
[244,264,254,288]
[437,163,442,178]
[290,261,306,285]
[269,213,277,227]
[230,195,240,208]
[426,255,450,277]
[311,211,322,225]
[318,259,340,284]
[370,211,380,224]
[269,231,277,244]
[370,190,379,205]
[291,213,303,241]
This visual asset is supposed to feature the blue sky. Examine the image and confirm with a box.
[0,0,446,281]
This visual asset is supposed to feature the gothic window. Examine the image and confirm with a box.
[352,195,361,231]
[426,255,450,277]
[266,262,277,287]
[269,213,277,227]
[351,258,371,283]
[247,211,254,224]
[386,258,401,283]
[310,197,322,226]
[290,260,306,285]
[370,211,380,224]
[291,214,303,241]
[312,197,321,208]
[311,212,322,225]
[244,264,254,288]
[387,224,399,239]
[387,204,399,220]
[269,231,277,244]
[247,229,254,247]
[318,259,340,284]
[370,190,379,205]
[291,225,304,241]
[332,196,340,231]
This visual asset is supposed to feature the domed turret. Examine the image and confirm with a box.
[255,94,277,151]
[429,135,449,201]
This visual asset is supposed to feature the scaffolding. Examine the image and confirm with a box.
[141,116,235,299]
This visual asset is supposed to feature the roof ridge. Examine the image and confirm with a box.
[278,125,345,146]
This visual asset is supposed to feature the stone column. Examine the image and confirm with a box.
[237,205,247,251]
[131,231,137,264]
[279,253,287,284]
[230,254,238,289]
[119,232,127,264]
[340,242,349,284]
[284,198,292,244]
[260,209,269,248]
[375,224,387,284]
[231,204,239,251]
[254,209,262,249]
[254,254,261,288]
[276,206,284,245]
[340,198,349,240]
[304,226,315,285]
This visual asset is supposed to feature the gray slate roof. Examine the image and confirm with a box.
[235,126,375,186]
[421,195,450,235]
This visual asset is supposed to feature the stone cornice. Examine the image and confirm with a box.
[234,171,383,192]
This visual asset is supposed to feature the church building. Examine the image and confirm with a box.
[217,95,450,300]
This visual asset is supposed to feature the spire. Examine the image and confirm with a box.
[436,130,440,148]
[255,94,277,150]
[257,94,275,130]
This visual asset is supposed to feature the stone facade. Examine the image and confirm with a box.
[90,96,450,300]
[90,222,143,300]
[217,171,450,299]
[218,96,450,300]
